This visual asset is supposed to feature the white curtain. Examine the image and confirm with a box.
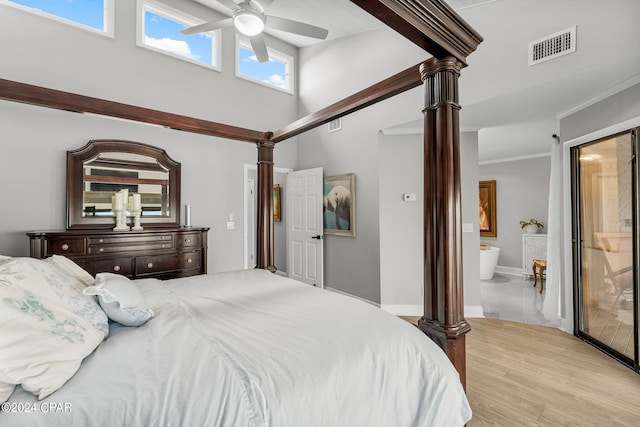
[542,137,563,323]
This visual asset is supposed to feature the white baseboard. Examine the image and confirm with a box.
[380,305,422,316]
[464,305,484,318]
[380,304,484,318]
[494,265,523,276]
[325,286,379,307]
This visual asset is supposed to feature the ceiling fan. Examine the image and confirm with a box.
[180,0,329,63]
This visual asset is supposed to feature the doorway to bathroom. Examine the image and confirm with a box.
[571,128,639,372]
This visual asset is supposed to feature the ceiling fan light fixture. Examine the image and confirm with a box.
[234,9,265,37]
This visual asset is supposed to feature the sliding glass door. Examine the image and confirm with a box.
[572,129,639,370]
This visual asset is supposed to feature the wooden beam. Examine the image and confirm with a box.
[0,78,266,143]
[271,61,424,143]
[351,0,483,65]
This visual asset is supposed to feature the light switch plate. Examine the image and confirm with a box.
[226,221,235,230]
[462,223,473,233]
[403,193,416,202]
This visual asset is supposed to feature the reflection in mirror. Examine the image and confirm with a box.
[82,152,170,218]
[67,140,181,229]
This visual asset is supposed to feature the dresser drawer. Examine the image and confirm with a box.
[88,234,174,255]
[45,238,86,256]
[135,251,201,277]
[28,227,208,281]
[75,257,134,277]
[177,232,202,248]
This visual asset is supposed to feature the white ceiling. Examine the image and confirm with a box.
[193,0,495,47]
[192,0,640,163]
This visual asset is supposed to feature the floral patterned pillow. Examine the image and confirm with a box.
[0,269,105,399]
[0,258,108,338]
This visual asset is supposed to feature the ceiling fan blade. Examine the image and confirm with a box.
[265,15,329,40]
[252,0,274,12]
[180,18,234,35]
[250,35,270,63]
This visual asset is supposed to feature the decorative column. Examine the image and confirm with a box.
[256,137,276,272]
[417,56,471,388]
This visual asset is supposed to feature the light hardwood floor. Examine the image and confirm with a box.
[466,318,640,426]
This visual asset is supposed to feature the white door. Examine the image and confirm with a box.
[287,168,323,287]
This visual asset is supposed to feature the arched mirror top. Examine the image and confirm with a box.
[67,140,181,229]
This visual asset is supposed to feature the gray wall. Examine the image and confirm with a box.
[479,156,551,269]
[0,0,299,272]
[379,134,424,309]
[378,131,481,314]
[297,26,427,303]
[561,83,640,142]
[460,132,482,312]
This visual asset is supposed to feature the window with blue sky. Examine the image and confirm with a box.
[140,0,220,71]
[237,39,293,94]
[0,0,112,34]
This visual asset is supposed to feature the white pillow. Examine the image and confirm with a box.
[83,273,154,327]
[0,269,105,400]
[0,258,108,338]
[44,255,95,287]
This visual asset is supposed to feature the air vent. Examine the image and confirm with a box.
[328,118,342,133]
[528,26,576,66]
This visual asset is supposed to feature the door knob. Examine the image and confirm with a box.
[311,235,323,240]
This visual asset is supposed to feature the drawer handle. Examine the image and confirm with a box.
[99,248,104,252]
[61,244,69,251]
[187,258,192,264]
[161,245,166,248]
[113,265,121,272]
[147,262,154,269]
[99,239,104,243]
[185,239,191,244]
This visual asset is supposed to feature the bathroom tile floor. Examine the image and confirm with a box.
[480,272,559,327]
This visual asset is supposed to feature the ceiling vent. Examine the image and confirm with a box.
[528,26,576,66]
[328,118,342,133]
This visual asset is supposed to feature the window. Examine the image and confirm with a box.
[0,0,114,36]
[236,37,294,94]
[138,0,221,71]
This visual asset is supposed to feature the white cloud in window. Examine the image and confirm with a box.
[264,74,285,88]
[145,36,199,60]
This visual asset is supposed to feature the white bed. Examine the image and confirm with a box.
[0,259,471,426]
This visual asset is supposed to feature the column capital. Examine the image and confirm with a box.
[420,57,463,111]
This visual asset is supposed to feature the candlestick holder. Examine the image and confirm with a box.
[131,210,143,231]
[113,209,130,231]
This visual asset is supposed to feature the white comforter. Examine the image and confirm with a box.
[1,269,471,426]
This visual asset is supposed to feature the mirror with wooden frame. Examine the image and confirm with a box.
[67,140,181,229]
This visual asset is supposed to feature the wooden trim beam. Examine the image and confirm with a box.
[271,62,424,143]
[350,0,483,65]
[0,78,266,143]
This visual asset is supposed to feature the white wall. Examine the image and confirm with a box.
[0,0,299,272]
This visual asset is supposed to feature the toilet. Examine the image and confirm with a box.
[480,245,500,280]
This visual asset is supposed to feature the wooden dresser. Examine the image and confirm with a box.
[27,227,209,280]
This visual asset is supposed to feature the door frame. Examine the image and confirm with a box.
[243,164,292,270]
[569,127,640,372]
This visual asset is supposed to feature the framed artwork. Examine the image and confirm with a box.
[273,184,281,222]
[479,180,497,237]
[323,173,355,237]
